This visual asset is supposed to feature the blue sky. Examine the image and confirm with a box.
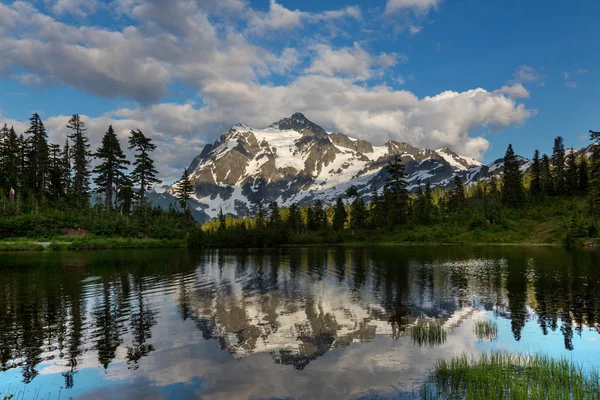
[0,0,598,182]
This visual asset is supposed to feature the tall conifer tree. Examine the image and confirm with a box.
[175,168,194,211]
[565,148,579,195]
[502,144,525,207]
[530,150,542,197]
[66,114,91,208]
[128,129,161,207]
[94,125,129,212]
[24,113,50,195]
[541,154,552,196]
[552,136,566,196]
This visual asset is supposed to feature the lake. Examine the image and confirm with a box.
[1,246,599,399]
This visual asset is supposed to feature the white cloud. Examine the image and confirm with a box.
[512,65,542,84]
[564,72,570,80]
[576,68,588,74]
[49,0,98,17]
[385,0,441,15]
[493,83,530,99]
[0,0,533,182]
[306,43,402,81]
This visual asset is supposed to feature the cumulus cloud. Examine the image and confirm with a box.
[48,0,98,17]
[493,83,530,99]
[0,0,533,183]
[385,0,441,15]
[512,65,544,85]
[306,43,402,81]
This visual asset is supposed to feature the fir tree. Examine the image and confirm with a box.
[287,203,303,234]
[255,202,266,230]
[268,201,282,229]
[384,155,409,224]
[0,126,20,192]
[350,197,368,230]
[530,149,542,198]
[48,143,64,200]
[448,176,466,212]
[589,130,600,220]
[62,140,71,196]
[0,124,8,190]
[66,114,91,208]
[541,154,552,196]
[218,208,227,231]
[128,129,161,207]
[313,200,327,230]
[565,148,578,195]
[175,168,194,211]
[552,136,566,196]
[116,175,134,215]
[94,125,129,213]
[502,144,525,207]
[578,155,589,194]
[24,113,50,195]
[332,197,347,231]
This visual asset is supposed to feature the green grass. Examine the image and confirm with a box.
[419,351,600,399]
[0,241,44,252]
[474,320,498,342]
[53,237,186,251]
[411,321,447,347]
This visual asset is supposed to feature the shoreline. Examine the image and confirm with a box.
[0,238,582,253]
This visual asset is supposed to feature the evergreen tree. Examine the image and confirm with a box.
[0,124,8,190]
[552,136,566,196]
[530,149,542,198]
[589,130,600,220]
[175,168,194,211]
[268,201,282,229]
[502,144,525,207]
[255,202,266,230]
[565,148,578,195]
[0,126,20,192]
[448,176,466,212]
[48,143,64,199]
[578,155,589,194]
[218,208,227,231]
[332,197,347,231]
[94,125,129,213]
[313,200,327,230]
[62,139,71,197]
[287,203,302,234]
[350,197,368,230]
[66,114,91,208]
[128,129,161,207]
[384,155,409,224]
[541,154,552,196]
[24,113,50,195]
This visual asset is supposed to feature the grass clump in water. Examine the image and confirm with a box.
[420,351,600,399]
[473,319,498,342]
[411,321,447,347]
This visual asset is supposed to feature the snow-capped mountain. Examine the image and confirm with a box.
[166,113,495,218]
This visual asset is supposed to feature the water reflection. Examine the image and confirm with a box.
[0,247,599,399]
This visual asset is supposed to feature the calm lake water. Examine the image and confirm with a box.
[1,246,600,399]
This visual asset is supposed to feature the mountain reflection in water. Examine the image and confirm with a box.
[1,246,599,399]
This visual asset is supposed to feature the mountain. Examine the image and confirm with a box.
[164,113,598,219]
[166,113,492,218]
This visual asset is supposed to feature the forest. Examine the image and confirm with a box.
[0,112,599,249]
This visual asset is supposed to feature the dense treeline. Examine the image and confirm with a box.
[201,131,600,248]
[0,114,196,240]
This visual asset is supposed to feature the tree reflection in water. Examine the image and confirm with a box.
[0,247,599,389]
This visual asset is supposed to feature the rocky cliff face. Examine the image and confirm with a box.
[166,113,502,218]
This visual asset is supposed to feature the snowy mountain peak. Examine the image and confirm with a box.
[269,112,328,138]
[166,113,505,219]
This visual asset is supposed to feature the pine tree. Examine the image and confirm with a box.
[332,197,347,231]
[62,140,71,196]
[384,155,409,224]
[448,176,466,212]
[218,208,227,231]
[24,113,50,195]
[589,130,600,220]
[0,126,20,193]
[255,202,266,230]
[116,175,134,215]
[565,148,578,195]
[552,136,566,196]
[313,200,327,230]
[48,143,64,199]
[502,144,525,207]
[578,155,589,194]
[128,129,161,207]
[175,168,194,211]
[530,149,542,198]
[350,197,368,230]
[268,201,282,229]
[541,154,552,196]
[287,203,302,234]
[0,124,8,190]
[94,125,130,213]
[66,114,91,208]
